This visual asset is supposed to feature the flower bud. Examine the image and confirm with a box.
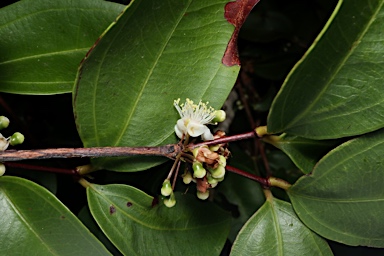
[192,161,206,178]
[212,110,226,123]
[197,190,210,200]
[161,179,173,197]
[218,155,227,167]
[0,116,10,130]
[210,165,225,179]
[0,163,5,176]
[206,175,218,185]
[10,132,24,146]
[164,193,176,208]
[182,171,193,184]
[209,145,220,152]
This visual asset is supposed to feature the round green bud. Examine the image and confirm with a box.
[216,176,225,182]
[164,193,176,208]
[182,171,193,184]
[10,132,24,146]
[210,165,225,179]
[0,116,10,130]
[192,162,206,178]
[209,145,220,152]
[219,155,227,167]
[212,110,226,123]
[161,179,173,197]
[0,163,5,176]
[197,190,209,200]
[206,175,218,185]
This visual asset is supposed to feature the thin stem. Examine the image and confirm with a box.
[189,131,256,149]
[226,165,269,187]
[167,153,182,180]
[0,144,182,162]
[4,162,79,176]
[172,160,181,189]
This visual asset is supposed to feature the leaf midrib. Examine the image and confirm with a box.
[283,1,383,130]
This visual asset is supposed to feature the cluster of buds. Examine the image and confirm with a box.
[184,131,230,200]
[161,98,229,208]
[0,116,25,176]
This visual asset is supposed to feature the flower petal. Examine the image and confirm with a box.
[187,121,208,137]
[174,124,184,139]
[201,128,214,141]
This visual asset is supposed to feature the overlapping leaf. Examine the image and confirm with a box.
[0,0,124,94]
[231,192,332,256]
[289,128,384,247]
[87,183,231,255]
[268,0,384,139]
[0,176,110,255]
[73,0,240,171]
[264,134,341,173]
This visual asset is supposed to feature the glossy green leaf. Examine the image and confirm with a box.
[268,0,384,139]
[231,192,332,256]
[73,0,239,171]
[289,128,384,247]
[0,176,110,255]
[0,0,124,94]
[264,134,341,174]
[87,183,231,256]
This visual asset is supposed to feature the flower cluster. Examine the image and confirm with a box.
[184,131,230,200]
[0,116,25,176]
[161,99,229,208]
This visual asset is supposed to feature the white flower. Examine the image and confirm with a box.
[174,98,216,141]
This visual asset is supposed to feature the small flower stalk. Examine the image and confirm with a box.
[0,116,25,177]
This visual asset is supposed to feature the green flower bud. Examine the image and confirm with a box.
[209,145,220,152]
[206,175,218,185]
[219,155,227,167]
[164,193,176,208]
[10,132,24,146]
[0,116,10,130]
[0,163,5,176]
[192,161,206,178]
[182,171,193,184]
[210,165,225,179]
[212,110,226,123]
[216,176,225,182]
[161,179,173,197]
[197,190,209,200]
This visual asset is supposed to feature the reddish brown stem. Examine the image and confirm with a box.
[189,131,256,149]
[4,162,79,176]
[226,165,269,187]
[0,144,181,162]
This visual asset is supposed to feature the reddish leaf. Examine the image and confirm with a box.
[223,0,261,66]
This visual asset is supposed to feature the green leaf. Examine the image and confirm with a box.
[231,192,332,256]
[87,183,231,256]
[289,128,384,247]
[267,0,384,139]
[0,176,110,255]
[0,0,124,95]
[264,134,341,174]
[73,0,239,171]
[216,173,265,242]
